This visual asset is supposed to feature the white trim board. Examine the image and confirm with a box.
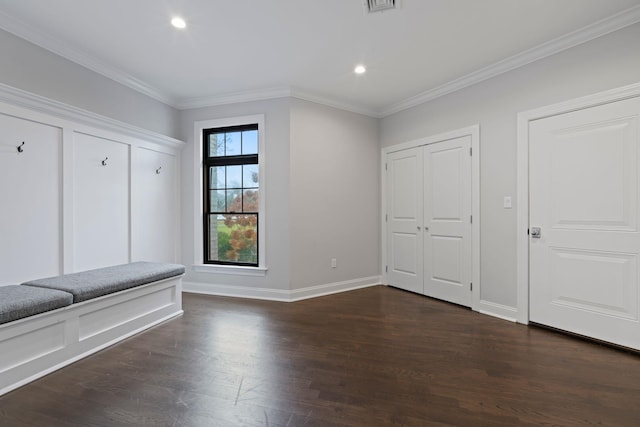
[516,82,640,324]
[381,125,482,315]
[0,83,183,149]
[182,276,382,302]
[478,301,518,323]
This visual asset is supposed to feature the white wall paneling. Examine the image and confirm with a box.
[131,146,179,263]
[0,111,62,285]
[73,132,130,271]
[0,86,183,285]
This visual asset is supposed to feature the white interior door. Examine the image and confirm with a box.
[423,136,472,307]
[530,96,640,350]
[386,147,423,294]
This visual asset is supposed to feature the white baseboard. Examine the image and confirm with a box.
[183,279,519,326]
[477,300,518,322]
[182,281,291,301]
[289,276,381,301]
[182,276,382,302]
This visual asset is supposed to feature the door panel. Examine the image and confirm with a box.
[549,248,637,320]
[424,136,472,306]
[551,117,636,231]
[386,148,423,293]
[530,96,640,350]
[431,236,462,284]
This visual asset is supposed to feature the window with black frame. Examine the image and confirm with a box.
[203,124,259,266]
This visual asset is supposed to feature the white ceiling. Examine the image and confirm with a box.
[0,0,639,117]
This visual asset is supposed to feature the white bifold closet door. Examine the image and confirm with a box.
[529,96,640,350]
[423,137,472,307]
[387,136,472,307]
[386,147,424,294]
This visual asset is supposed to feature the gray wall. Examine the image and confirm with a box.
[4,18,639,307]
[179,98,381,294]
[290,99,380,289]
[179,98,292,291]
[0,29,180,139]
[380,23,640,310]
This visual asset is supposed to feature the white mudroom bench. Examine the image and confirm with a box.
[0,261,184,396]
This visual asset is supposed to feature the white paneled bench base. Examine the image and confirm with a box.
[0,262,184,396]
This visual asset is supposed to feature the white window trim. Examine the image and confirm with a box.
[193,114,266,273]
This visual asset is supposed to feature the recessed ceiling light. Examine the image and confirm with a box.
[354,65,366,74]
[171,17,186,29]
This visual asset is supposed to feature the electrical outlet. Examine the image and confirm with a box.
[331,258,337,268]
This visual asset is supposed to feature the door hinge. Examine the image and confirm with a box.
[385,163,388,171]
[527,228,530,235]
[470,282,473,291]
[385,213,388,222]
[469,147,472,156]
[385,266,388,273]
[470,215,473,224]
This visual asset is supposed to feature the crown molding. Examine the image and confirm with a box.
[0,82,184,148]
[177,86,381,117]
[381,4,640,117]
[0,10,178,107]
[176,87,292,110]
[1,5,639,119]
[289,88,382,118]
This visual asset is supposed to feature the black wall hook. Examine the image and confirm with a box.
[17,141,25,153]
[101,157,108,166]
[156,166,162,174]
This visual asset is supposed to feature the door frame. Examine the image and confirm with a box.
[516,82,640,324]
[382,125,481,311]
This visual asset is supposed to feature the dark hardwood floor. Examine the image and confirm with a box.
[1,286,639,426]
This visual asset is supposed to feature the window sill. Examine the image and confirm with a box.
[193,264,268,277]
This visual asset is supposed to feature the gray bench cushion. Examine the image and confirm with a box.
[22,262,185,303]
[0,285,73,325]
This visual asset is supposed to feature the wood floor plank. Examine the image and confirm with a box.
[1,286,639,426]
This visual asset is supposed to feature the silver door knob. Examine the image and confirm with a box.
[531,227,541,238]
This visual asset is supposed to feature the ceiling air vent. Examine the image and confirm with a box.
[362,0,398,14]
